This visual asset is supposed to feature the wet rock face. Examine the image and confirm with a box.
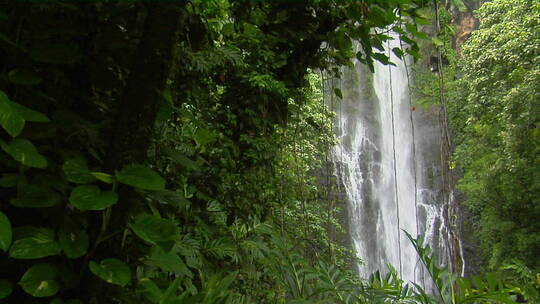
[449,0,482,51]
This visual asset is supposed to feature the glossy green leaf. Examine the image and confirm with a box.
[89,258,131,286]
[0,211,12,252]
[63,158,96,184]
[0,138,47,168]
[9,226,60,259]
[90,172,114,184]
[0,92,24,137]
[129,214,178,244]
[69,185,118,211]
[0,279,13,299]
[59,227,89,259]
[116,165,165,191]
[19,263,60,297]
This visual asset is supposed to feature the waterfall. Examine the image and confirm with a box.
[330,35,454,284]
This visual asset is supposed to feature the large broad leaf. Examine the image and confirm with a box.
[129,214,179,244]
[0,279,13,299]
[9,226,60,259]
[59,227,89,259]
[10,183,62,208]
[116,165,165,191]
[69,185,118,211]
[0,211,12,252]
[63,158,96,184]
[148,246,191,277]
[0,92,24,137]
[0,90,49,137]
[89,258,131,287]
[0,138,47,168]
[19,263,60,297]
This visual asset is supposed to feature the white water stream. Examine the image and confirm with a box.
[330,35,453,284]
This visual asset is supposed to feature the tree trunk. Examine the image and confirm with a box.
[105,2,185,169]
[83,3,184,301]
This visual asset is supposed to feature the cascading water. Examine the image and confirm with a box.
[330,34,456,284]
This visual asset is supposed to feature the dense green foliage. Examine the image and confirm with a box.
[448,0,540,270]
[412,0,540,273]
[411,0,540,301]
[0,0,434,303]
[1,0,537,303]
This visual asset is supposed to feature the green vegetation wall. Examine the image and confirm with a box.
[447,0,540,269]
